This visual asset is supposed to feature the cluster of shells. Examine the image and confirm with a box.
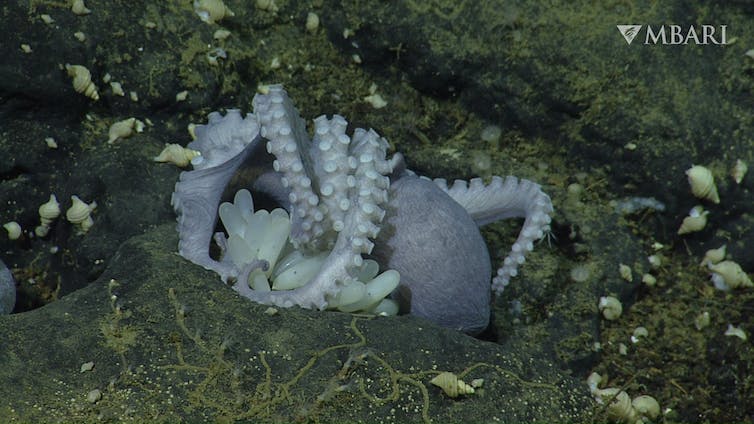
[699,245,753,290]
[679,164,753,291]
[679,162,748,235]
[587,372,660,424]
[587,160,749,422]
[3,194,96,240]
[29,4,200,246]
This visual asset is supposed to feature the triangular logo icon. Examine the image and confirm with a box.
[617,25,642,45]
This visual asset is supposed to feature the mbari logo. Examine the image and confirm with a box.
[617,25,642,45]
[617,24,728,45]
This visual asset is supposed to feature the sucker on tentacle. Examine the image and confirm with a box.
[432,176,553,293]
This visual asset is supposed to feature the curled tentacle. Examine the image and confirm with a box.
[171,110,264,282]
[432,176,553,293]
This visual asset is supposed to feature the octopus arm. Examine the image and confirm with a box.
[430,176,547,225]
[431,176,553,294]
[232,243,356,310]
[231,171,386,310]
[227,86,394,311]
[172,134,265,282]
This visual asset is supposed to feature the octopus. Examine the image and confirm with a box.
[171,85,552,334]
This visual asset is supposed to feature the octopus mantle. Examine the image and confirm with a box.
[171,85,552,334]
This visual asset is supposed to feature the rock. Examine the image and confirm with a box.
[0,225,592,422]
[0,260,15,314]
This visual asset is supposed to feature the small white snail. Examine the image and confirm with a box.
[677,205,708,235]
[153,143,201,167]
[305,12,320,33]
[213,29,231,41]
[598,296,622,320]
[686,165,719,204]
[631,326,649,343]
[724,324,747,341]
[632,394,661,420]
[429,371,475,398]
[731,159,747,184]
[36,194,61,237]
[38,194,61,225]
[65,64,99,101]
[109,81,125,96]
[641,273,656,287]
[66,195,97,234]
[71,0,91,15]
[647,254,662,268]
[193,0,234,24]
[107,117,144,144]
[700,245,726,267]
[694,311,710,330]
[618,263,632,282]
[86,388,101,404]
[3,222,22,240]
[256,0,279,12]
[708,260,753,290]
[594,387,638,423]
[586,371,603,394]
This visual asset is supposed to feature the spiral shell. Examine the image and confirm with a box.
[724,324,747,340]
[677,205,708,235]
[700,245,726,267]
[66,195,93,223]
[632,395,660,420]
[107,118,144,144]
[598,296,622,320]
[34,225,49,237]
[686,165,719,204]
[65,64,99,101]
[66,195,97,234]
[731,159,747,184]
[3,222,22,240]
[708,260,753,289]
[153,143,201,167]
[594,388,638,423]
[429,372,475,398]
[38,194,61,225]
[193,0,234,24]
[586,371,603,393]
[71,0,91,15]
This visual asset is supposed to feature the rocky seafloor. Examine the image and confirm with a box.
[1,0,753,422]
